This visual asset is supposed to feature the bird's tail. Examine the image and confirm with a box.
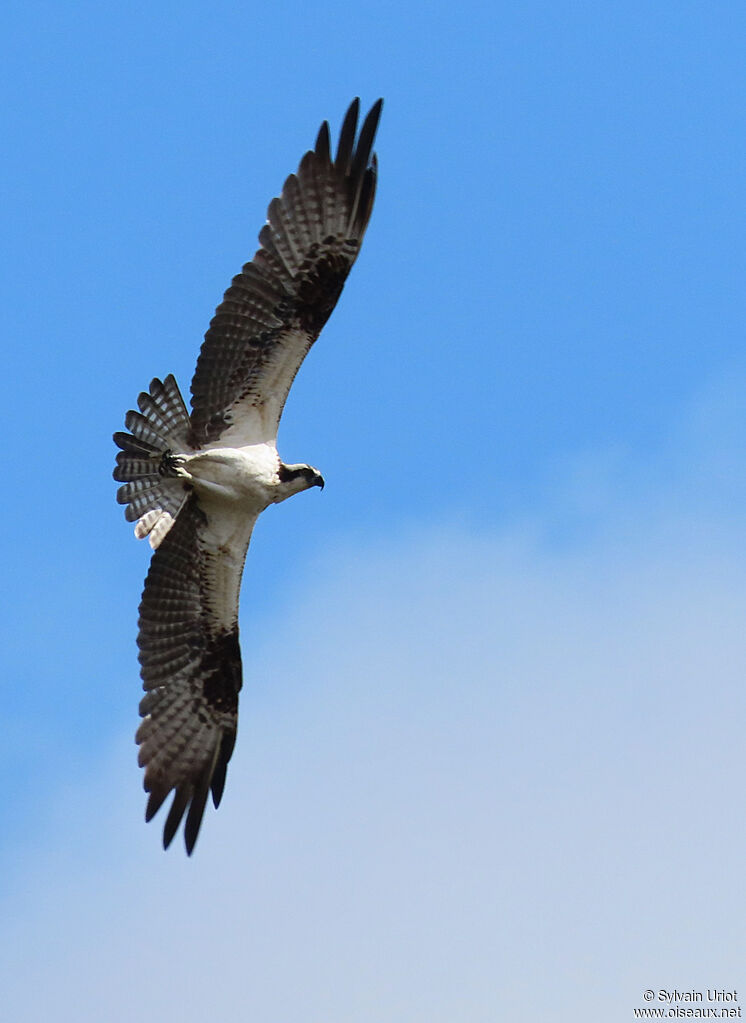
[113,375,193,549]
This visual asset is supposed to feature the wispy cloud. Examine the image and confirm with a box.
[3,384,746,1022]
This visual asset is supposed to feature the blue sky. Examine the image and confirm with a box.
[3,2,746,1020]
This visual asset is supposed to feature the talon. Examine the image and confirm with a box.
[159,451,189,479]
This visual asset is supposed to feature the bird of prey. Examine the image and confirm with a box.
[113,98,382,854]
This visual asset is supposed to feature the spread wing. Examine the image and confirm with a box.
[136,495,255,854]
[189,97,382,448]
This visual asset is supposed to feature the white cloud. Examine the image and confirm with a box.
[3,387,746,1022]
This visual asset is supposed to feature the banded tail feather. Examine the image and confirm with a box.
[114,375,193,549]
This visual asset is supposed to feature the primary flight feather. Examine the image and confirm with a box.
[113,98,382,854]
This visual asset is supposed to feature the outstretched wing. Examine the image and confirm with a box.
[136,495,255,854]
[189,97,382,448]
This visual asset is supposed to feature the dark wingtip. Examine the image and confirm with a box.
[343,99,383,237]
[315,120,331,161]
[353,165,377,236]
[369,97,384,124]
[183,822,198,855]
[335,97,361,171]
[210,730,236,808]
[162,787,189,850]
[183,771,212,856]
[145,787,169,823]
[211,762,227,808]
[350,98,383,183]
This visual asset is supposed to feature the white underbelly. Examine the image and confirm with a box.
[185,443,279,510]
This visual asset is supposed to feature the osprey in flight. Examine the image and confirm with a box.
[114,98,382,854]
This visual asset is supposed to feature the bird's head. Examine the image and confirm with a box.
[275,462,325,502]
